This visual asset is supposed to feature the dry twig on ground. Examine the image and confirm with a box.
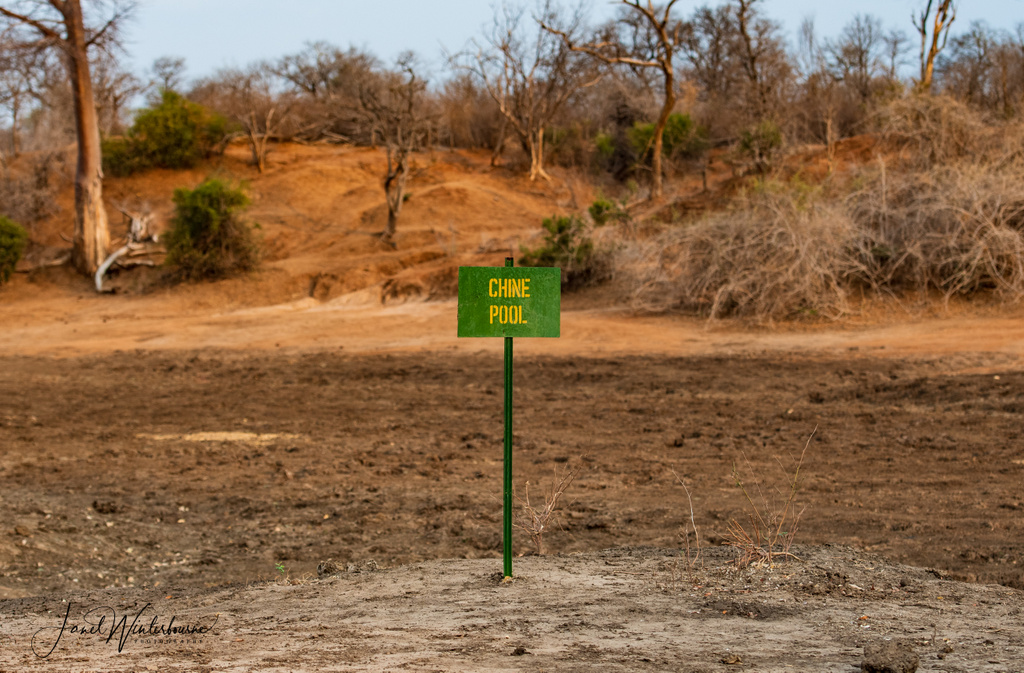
[671,470,703,582]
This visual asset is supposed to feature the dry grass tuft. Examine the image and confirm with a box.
[671,471,703,583]
[725,428,814,569]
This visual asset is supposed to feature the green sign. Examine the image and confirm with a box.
[457,266,560,338]
[457,260,561,579]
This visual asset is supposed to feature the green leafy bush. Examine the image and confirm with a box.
[163,178,260,280]
[629,113,707,162]
[594,132,615,162]
[587,197,629,227]
[543,124,596,170]
[520,214,607,288]
[0,216,28,285]
[101,136,145,178]
[739,120,784,173]
[103,91,229,177]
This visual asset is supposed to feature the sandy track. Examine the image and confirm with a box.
[2,290,1024,371]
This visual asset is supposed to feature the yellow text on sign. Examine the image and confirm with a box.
[457,266,559,338]
[489,304,527,325]
[488,278,531,298]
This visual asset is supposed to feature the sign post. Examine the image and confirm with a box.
[503,296,513,578]
[458,258,560,578]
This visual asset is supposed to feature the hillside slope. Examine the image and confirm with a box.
[14,142,595,305]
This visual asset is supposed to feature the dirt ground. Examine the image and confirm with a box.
[1,336,1023,670]
[2,142,1023,670]
[1,547,1023,672]
[2,345,1023,596]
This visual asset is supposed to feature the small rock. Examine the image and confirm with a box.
[721,654,743,665]
[92,500,120,514]
[510,646,529,656]
[862,640,919,673]
[316,559,340,578]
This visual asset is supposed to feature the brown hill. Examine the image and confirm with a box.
[14,142,597,305]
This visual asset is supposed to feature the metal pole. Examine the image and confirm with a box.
[503,256,513,578]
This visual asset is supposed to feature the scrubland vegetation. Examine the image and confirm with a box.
[2,0,1023,319]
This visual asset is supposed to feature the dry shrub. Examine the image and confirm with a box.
[619,97,1024,321]
[874,94,1004,169]
[848,160,1024,300]
[0,151,68,226]
[514,459,583,555]
[621,186,859,321]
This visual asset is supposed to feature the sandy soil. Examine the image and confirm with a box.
[1,547,1022,672]
[2,142,1023,671]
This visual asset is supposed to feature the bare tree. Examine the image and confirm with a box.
[938,21,994,106]
[437,71,504,152]
[150,55,185,92]
[276,42,376,102]
[914,0,956,92]
[680,4,736,105]
[826,14,884,104]
[356,53,432,246]
[795,18,840,165]
[732,0,791,122]
[937,21,1024,115]
[0,46,46,156]
[988,31,1024,116]
[544,0,680,198]
[880,29,909,83]
[460,1,599,182]
[193,64,292,173]
[0,0,134,275]
[274,42,378,141]
[92,52,141,135]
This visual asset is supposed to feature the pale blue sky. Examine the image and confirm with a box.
[126,0,1024,83]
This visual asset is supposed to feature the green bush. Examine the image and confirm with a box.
[103,90,229,177]
[520,214,606,288]
[101,136,145,178]
[543,123,595,170]
[163,178,260,280]
[594,132,615,162]
[628,113,707,162]
[739,120,784,173]
[0,216,28,285]
[587,197,629,227]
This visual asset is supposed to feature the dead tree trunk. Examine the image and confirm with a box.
[381,144,408,246]
[1,0,117,275]
[649,68,676,199]
[915,0,956,92]
[527,127,551,182]
[246,107,276,173]
[65,0,110,274]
